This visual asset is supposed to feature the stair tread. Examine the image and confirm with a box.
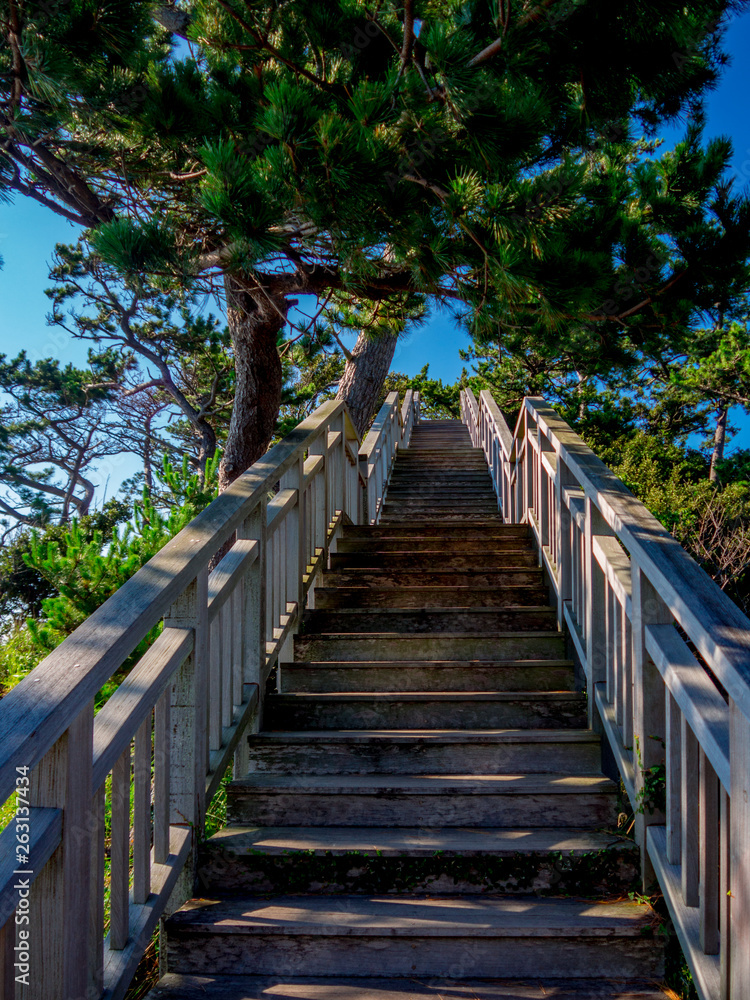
[207,826,634,857]
[230,773,616,793]
[270,692,581,702]
[282,660,573,668]
[249,728,596,742]
[148,973,668,999]
[168,894,654,936]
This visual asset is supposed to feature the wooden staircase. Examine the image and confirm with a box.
[153,421,667,999]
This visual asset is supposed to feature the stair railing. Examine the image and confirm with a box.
[0,393,419,1000]
[461,387,750,1000]
[359,390,420,523]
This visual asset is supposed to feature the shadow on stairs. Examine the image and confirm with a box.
[147,421,668,1000]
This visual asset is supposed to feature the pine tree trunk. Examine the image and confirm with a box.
[219,275,285,491]
[336,328,399,436]
[709,405,728,483]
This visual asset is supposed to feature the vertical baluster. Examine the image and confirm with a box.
[221,602,232,729]
[26,706,94,999]
[666,692,682,864]
[164,569,209,837]
[585,500,611,730]
[614,599,623,729]
[281,454,305,616]
[265,526,273,637]
[729,698,750,997]
[110,745,131,949]
[239,497,267,690]
[233,584,243,709]
[631,566,668,882]
[681,717,700,906]
[133,716,152,906]
[700,749,719,954]
[720,788,730,999]
[555,461,573,626]
[153,689,171,864]
[622,610,634,753]
[209,614,222,751]
[605,583,615,704]
[88,783,105,997]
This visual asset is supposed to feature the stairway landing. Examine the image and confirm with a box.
[153,421,666,999]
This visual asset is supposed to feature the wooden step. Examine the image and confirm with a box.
[294,631,566,662]
[147,973,669,999]
[329,552,536,571]
[341,523,529,538]
[312,587,550,609]
[280,659,573,692]
[321,569,544,588]
[198,825,639,896]
[301,608,558,633]
[244,729,601,773]
[380,512,505,522]
[265,690,586,730]
[335,536,534,553]
[227,773,617,827]
[165,895,663,979]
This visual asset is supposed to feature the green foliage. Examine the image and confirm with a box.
[382,365,461,420]
[0,454,221,698]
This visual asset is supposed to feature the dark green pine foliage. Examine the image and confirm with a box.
[2,0,748,485]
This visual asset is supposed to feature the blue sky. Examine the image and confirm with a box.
[1,12,750,450]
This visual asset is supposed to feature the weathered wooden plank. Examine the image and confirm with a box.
[666,691,682,866]
[730,697,750,998]
[594,684,636,808]
[164,571,209,834]
[645,623,730,793]
[110,745,131,952]
[631,566,668,880]
[88,785,105,998]
[700,748,719,955]
[302,454,324,490]
[266,488,297,535]
[92,628,192,791]
[592,534,633,620]
[682,717,700,908]
[132,716,151,906]
[206,539,258,622]
[21,707,93,1000]
[586,507,612,732]
[153,690,171,866]
[0,809,61,928]
[720,788,730,999]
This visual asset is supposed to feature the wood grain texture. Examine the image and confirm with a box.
[700,748,719,955]
[730,698,750,998]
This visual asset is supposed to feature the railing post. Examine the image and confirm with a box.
[20,707,93,1000]
[631,565,669,886]
[164,569,209,838]
[239,498,267,704]
[585,498,614,731]
[730,697,750,997]
[281,455,305,615]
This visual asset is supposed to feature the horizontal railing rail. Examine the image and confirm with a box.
[0,393,419,1000]
[461,387,750,1000]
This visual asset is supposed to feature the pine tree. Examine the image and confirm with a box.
[2,1,747,486]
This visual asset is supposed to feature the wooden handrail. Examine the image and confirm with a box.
[0,393,419,1000]
[461,388,750,1000]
